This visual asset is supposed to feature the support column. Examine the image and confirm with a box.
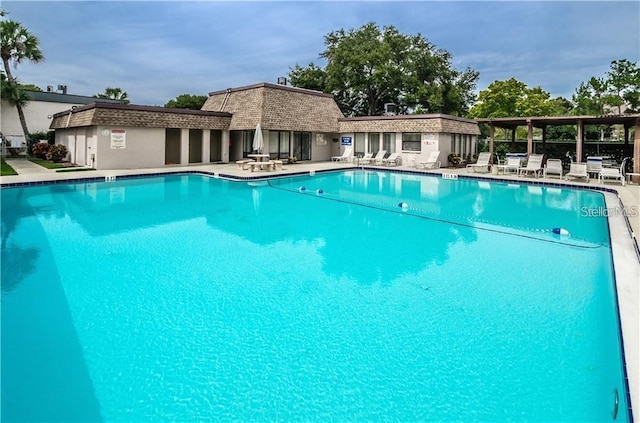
[624,125,630,157]
[180,128,189,165]
[488,123,495,163]
[576,119,583,163]
[221,130,230,163]
[510,128,516,150]
[526,119,533,156]
[202,130,211,164]
[633,119,640,183]
[542,126,547,156]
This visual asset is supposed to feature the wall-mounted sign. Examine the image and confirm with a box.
[341,136,352,146]
[316,133,327,146]
[101,129,110,136]
[110,129,126,149]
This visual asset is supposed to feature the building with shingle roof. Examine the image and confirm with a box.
[50,81,480,170]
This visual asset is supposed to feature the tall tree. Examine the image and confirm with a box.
[572,77,608,115]
[164,94,207,110]
[94,87,130,104]
[605,59,640,114]
[289,23,477,117]
[0,19,44,138]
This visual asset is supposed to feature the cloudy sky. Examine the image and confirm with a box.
[4,1,639,106]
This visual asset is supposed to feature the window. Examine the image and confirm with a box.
[402,133,421,152]
[383,132,396,153]
[242,130,255,158]
[368,133,380,153]
[293,132,311,161]
[269,131,290,159]
[450,133,473,159]
[355,133,365,157]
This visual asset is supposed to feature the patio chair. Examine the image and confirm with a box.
[332,147,352,162]
[373,150,388,165]
[466,152,491,173]
[598,160,626,186]
[565,163,589,182]
[518,154,543,178]
[416,151,441,169]
[358,152,374,164]
[504,157,521,174]
[381,152,400,166]
[543,159,563,179]
[586,157,603,178]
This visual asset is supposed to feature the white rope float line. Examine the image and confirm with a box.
[266,183,605,249]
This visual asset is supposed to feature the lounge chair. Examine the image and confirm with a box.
[358,152,374,164]
[416,151,441,169]
[332,147,352,162]
[381,152,400,166]
[598,160,626,186]
[503,157,521,174]
[518,154,543,178]
[586,157,603,178]
[565,163,589,182]
[466,152,491,173]
[373,150,388,165]
[543,158,563,179]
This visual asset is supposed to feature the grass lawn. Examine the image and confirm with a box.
[1,159,18,176]
[29,157,72,169]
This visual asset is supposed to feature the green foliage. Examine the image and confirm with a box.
[288,63,327,93]
[469,78,557,118]
[164,94,207,110]
[572,59,640,115]
[1,159,17,176]
[0,19,44,138]
[94,87,130,104]
[289,22,478,117]
[19,83,41,91]
[27,131,54,155]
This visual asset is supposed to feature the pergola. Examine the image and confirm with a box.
[476,114,640,175]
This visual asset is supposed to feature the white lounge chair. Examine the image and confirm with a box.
[332,147,352,162]
[598,161,626,186]
[565,163,589,182]
[586,157,603,178]
[543,158,563,179]
[503,157,521,174]
[466,152,491,173]
[373,150,388,165]
[518,154,543,178]
[416,151,441,169]
[358,152,374,164]
[381,152,400,166]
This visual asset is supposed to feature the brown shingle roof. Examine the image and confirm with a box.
[50,102,231,129]
[202,82,344,132]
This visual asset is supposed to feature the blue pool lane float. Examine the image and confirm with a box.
[398,202,409,211]
[316,189,324,195]
[552,227,570,236]
[298,186,306,192]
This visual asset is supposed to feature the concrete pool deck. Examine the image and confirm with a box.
[2,157,638,419]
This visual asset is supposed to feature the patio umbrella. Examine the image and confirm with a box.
[252,123,264,153]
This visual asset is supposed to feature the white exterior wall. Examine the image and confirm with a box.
[96,126,165,170]
[311,133,336,161]
[1,99,82,136]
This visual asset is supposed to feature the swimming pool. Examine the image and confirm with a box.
[1,170,630,421]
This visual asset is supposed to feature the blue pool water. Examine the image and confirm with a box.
[1,171,629,421]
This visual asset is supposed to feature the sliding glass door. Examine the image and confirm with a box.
[293,132,311,161]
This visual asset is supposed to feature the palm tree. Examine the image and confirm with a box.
[94,87,130,104]
[0,20,44,139]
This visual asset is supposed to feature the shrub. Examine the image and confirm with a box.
[31,142,51,159]
[27,131,54,155]
[45,144,68,163]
